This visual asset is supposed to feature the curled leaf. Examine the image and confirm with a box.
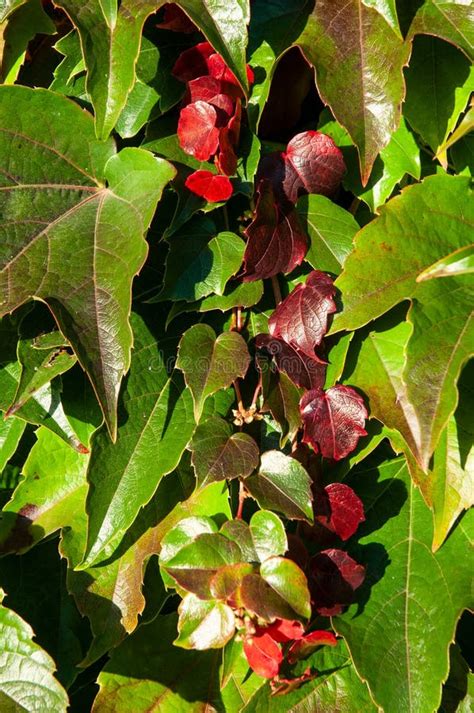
[315,483,365,541]
[242,181,308,281]
[269,270,336,358]
[282,131,346,202]
[243,631,283,678]
[287,629,337,663]
[256,334,326,391]
[311,548,365,616]
[300,385,367,460]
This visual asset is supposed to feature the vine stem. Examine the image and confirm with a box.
[233,379,245,413]
[250,372,263,410]
[236,480,246,519]
[271,275,282,305]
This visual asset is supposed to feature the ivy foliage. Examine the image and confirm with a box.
[0,1,472,712]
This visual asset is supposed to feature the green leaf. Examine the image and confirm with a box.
[297,194,359,274]
[417,244,474,281]
[7,324,76,417]
[246,0,312,129]
[93,613,224,712]
[166,280,264,326]
[318,110,421,211]
[0,427,89,556]
[210,562,255,600]
[164,532,243,598]
[221,638,265,710]
[249,510,287,563]
[176,324,250,421]
[245,450,313,522]
[115,34,185,139]
[260,363,302,448]
[324,332,354,389]
[159,515,219,590]
[175,593,235,649]
[190,415,259,487]
[0,314,87,452]
[0,0,27,22]
[49,30,85,98]
[0,416,25,473]
[332,175,473,468]
[334,458,474,713]
[346,318,473,550]
[57,0,250,139]
[0,87,175,438]
[296,1,410,182]
[437,107,474,158]
[158,231,245,302]
[82,312,195,568]
[404,36,474,156]
[0,588,69,712]
[0,0,55,83]
[242,638,376,712]
[409,0,474,61]
[260,556,311,619]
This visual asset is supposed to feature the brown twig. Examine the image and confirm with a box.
[236,479,246,519]
[271,275,282,305]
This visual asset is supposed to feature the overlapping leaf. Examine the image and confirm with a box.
[0,86,175,438]
[332,175,474,468]
[335,458,474,713]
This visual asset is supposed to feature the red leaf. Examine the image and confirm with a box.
[259,619,305,643]
[172,42,215,82]
[185,170,233,202]
[287,630,337,663]
[310,548,365,616]
[300,385,367,460]
[156,4,196,33]
[216,100,241,176]
[244,632,283,678]
[242,181,308,281]
[282,131,346,202]
[186,76,241,109]
[256,334,326,391]
[177,101,220,160]
[315,483,365,541]
[269,271,336,358]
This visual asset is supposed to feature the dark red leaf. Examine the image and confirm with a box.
[310,548,366,616]
[300,385,367,460]
[256,334,326,391]
[186,76,241,108]
[156,4,196,33]
[269,271,336,358]
[287,629,337,663]
[244,632,283,678]
[315,483,365,541]
[177,101,220,160]
[242,181,308,281]
[259,619,305,643]
[185,170,233,202]
[216,100,241,176]
[172,42,215,82]
[282,131,346,202]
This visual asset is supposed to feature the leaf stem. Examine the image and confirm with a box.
[250,372,263,410]
[233,379,244,413]
[236,479,246,519]
[271,275,282,305]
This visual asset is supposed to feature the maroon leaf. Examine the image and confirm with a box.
[300,385,367,460]
[256,335,326,391]
[310,548,365,616]
[282,131,346,202]
[260,618,305,643]
[216,100,241,176]
[177,101,220,160]
[242,181,308,281]
[185,170,233,202]
[315,483,365,541]
[287,629,337,663]
[269,271,336,358]
[172,42,215,83]
[243,632,283,679]
[156,4,196,33]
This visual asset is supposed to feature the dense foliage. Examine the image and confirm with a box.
[0,1,473,711]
